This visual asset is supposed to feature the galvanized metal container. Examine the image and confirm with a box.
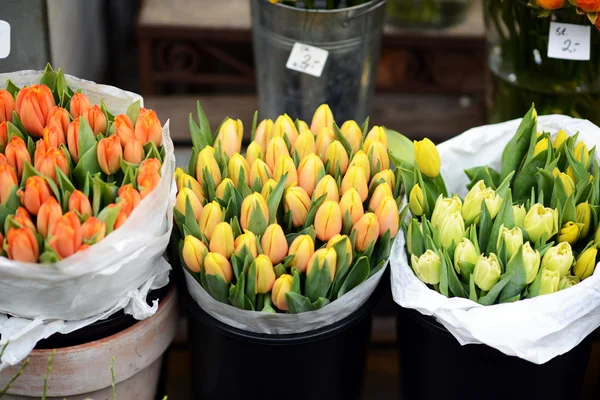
[251,0,387,124]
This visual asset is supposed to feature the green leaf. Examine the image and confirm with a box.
[478,202,493,254]
[486,189,514,255]
[333,122,352,156]
[266,174,287,224]
[311,297,330,310]
[92,175,118,217]
[513,152,547,203]
[126,100,141,127]
[245,260,257,306]
[500,105,537,181]
[303,194,326,230]
[6,121,25,142]
[40,63,57,94]
[204,273,230,304]
[285,292,313,313]
[465,166,500,190]
[469,273,478,301]
[250,111,258,142]
[73,145,101,188]
[196,101,213,150]
[499,246,527,303]
[305,259,333,302]
[5,79,20,97]
[11,111,27,135]
[439,250,449,297]
[445,250,466,298]
[338,256,370,298]
[98,202,121,234]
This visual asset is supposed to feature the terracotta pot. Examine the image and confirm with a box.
[0,285,178,400]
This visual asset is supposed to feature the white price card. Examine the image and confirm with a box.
[286,42,329,78]
[0,21,9,59]
[548,22,590,61]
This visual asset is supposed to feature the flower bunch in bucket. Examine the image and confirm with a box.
[398,106,599,304]
[533,0,600,27]
[0,65,164,263]
[268,0,372,9]
[174,103,402,313]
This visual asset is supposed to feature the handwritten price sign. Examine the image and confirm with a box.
[286,43,329,78]
[0,21,10,59]
[548,22,590,61]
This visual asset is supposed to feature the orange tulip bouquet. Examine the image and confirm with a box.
[173,102,400,327]
[0,65,175,368]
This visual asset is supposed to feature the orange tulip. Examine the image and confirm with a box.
[536,0,565,9]
[340,120,362,154]
[292,129,316,160]
[324,140,349,176]
[253,119,273,150]
[78,244,91,252]
[37,196,62,238]
[139,157,162,176]
[67,118,82,163]
[271,274,292,311]
[0,121,8,149]
[42,125,66,149]
[339,188,364,225]
[97,135,122,175]
[117,184,142,216]
[341,165,369,202]
[272,114,299,146]
[297,154,325,197]
[0,89,15,123]
[48,211,82,259]
[81,216,106,244]
[349,150,371,181]
[284,185,311,227]
[34,139,47,166]
[314,201,342,242]
[306,248,337,282]
[18,176,52,216]
[113,114,135,146]
[315,127,335,161]
[46,106,70,134]
[69,190,92,218]
[375,196,400,238]
[240,193,269,233]
[69,92,91,119]
[273,155,298,188]
[288,235,314,273]
[313,174,339,203]
[5,136,31,179]
[0,164,17,205]
[6,227,39,262]
[82,105,107,135]
[35,147,69,183]
[198,201,224,240]
[138,170,160,199]
[575,0,600,12]
[249,159,272,187]
[214,118,243,158]
[261,224,288,265]
[14,206,36,232]
[15,84,55,137]
[352,212,380,252]
[204,252,234,283]
[310,104,334,135]
[109,203,129,229]
[0,154,6,165]
[265,136,289,172]
[124,139,144,164]
[368,182,393,212]
[135,108,162,147]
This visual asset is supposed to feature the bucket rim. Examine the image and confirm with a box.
[266,0,387,14]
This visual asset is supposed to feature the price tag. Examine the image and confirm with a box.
[0,21,9,59]
[548,22,590,61]
[286,42,328,78]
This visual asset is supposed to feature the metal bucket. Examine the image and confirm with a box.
[251,0,387,124]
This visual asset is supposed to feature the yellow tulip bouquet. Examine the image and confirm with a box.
[395,105,599,305]
[174,103,402,313]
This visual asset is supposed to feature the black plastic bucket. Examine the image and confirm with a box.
[184,270,387,400]
[396,306,594,400]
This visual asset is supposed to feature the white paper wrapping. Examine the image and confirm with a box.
[184,265,386,334]
[391,115,600,364]
[0,71,176,370]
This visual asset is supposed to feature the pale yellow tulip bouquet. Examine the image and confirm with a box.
[395,106,599,305]
[173,103,402,313]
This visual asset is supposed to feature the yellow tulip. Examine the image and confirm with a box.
[341,165,369,202]
[246,141,264,168]
[576,202,591,238]
[273,155,298,188]
[414,138,440,179]
[307,247,337,282]
[340,120,362,153]
[240,193,269,233]
[313,175,339,203]
[315,127,335,161]
[196,146,222,187]
[249,159,272,187]
[409,184,424,217]
[297,153,325,197]
[215,178,235,201]
[284,185,311,227]
[314,201,342,242]
[204,252,233,283]
[227,153,250,188]
[368,182,393,213]
[253,254,276,294]
[182,235,208,273]
[215,118,243,158]
[271,274,293,311]
[288,235,315,273]
[234,229,259,258]
[272,114,299,146]
[175,187,203,221]
[533,138,549,157]
[339,188,364,225]
[370,169,395,192]
[348,150,371,181]
[209,222,234,259]
[365,125,388,148]
[352,212,379,252]
[198,201,223,240]
[574,141,590,168]
[327,234,353,265]
[253,119,273,150]
[310,104,334,134]
[325,140,349,176]
[553,130,568,149]
[265,136,289,171]
[573,246,597,280]
[261,224,289,265]
[364,139,389,176]
[558,221,580,245]
[292,129,316,160]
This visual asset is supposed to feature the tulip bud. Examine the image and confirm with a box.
[370,169,395,192]
[431,195,462,230]
[196,146,222,187]
[272,114,299,146]
[261,179,277,199]
[175,187,203,221]
[307,247,337,281]
[314,201,342,242]
[66,118,83,163]
[36,196,61,238]
[576,202,591,238]
[240,193,268,234]
[365,126,388,147]
[288,235,315,273]
[533,138,549,157]
[296,119,309,134]
[15,84,55,137]
[315,127,335,161]
[0,90,15,123]
[555,171,575,197]
[215,118,243,158]
[349,150,371,181]
[513,205,526,227]
[539,268,560,295]
[97,135,122,176]
[134,108,162,147]
[327,234,353,265]
[176,169,204,202]
[42,125,66,150]
[414,138,440,179]
[245,141,263,168]
[536,0,565,10]
[253,119,273,150]
[110,203,129,230]
[117,184,142,216]
[297,154,325,197]
[411,249,441,285]
[541,242,574,278]
[265,136,289,172]
[248,159,271,188]
[293,130,316,160]
[5,136,31,179]
[311,104,334,134]
[559,274,579,290]
[0,164,17,205]
[253,254,276,294]
[339,120,362,154]
[519,241,542,284]
[204,252,233,283]
[261,224,288,265]
[284,185,311,227]
[13,206,36,233]
[325,140,349,176]
[214,178,235,201]
[81,105,107,135]
[68,190,92,218]
[273,155,298,188]
[497,225,524,260]
[114,114,135,146]
[375,196,399,238]
[369,182,393,212]
[409,184,425,217]
[352,212,379,252]
[124,139,144,165]
[48,211,82,259]
[234,229,259,258]
[341,165,369,203]
[313,174,339,203]
[6,227,39,262]
[551,129,568,149]
[454,238,478,275]
[473,253,501,291]
[0,121,8,151]
[462,181,503,225]
[198,201,224,240]
[524,203,559,243]
[574,141,590,168]
[573,246,597,280]
[339,188,364,225]
[69,92,91,119]
[18,176,51,216]
[46,106,70,134]
[364,139,390,175]
[558,221,580,245]
[209,222,235,259]
[227,153,250,188]
[272,274,293,311]
[81,216,106,244]
[438,211,465,249]
[182,235,208,273]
